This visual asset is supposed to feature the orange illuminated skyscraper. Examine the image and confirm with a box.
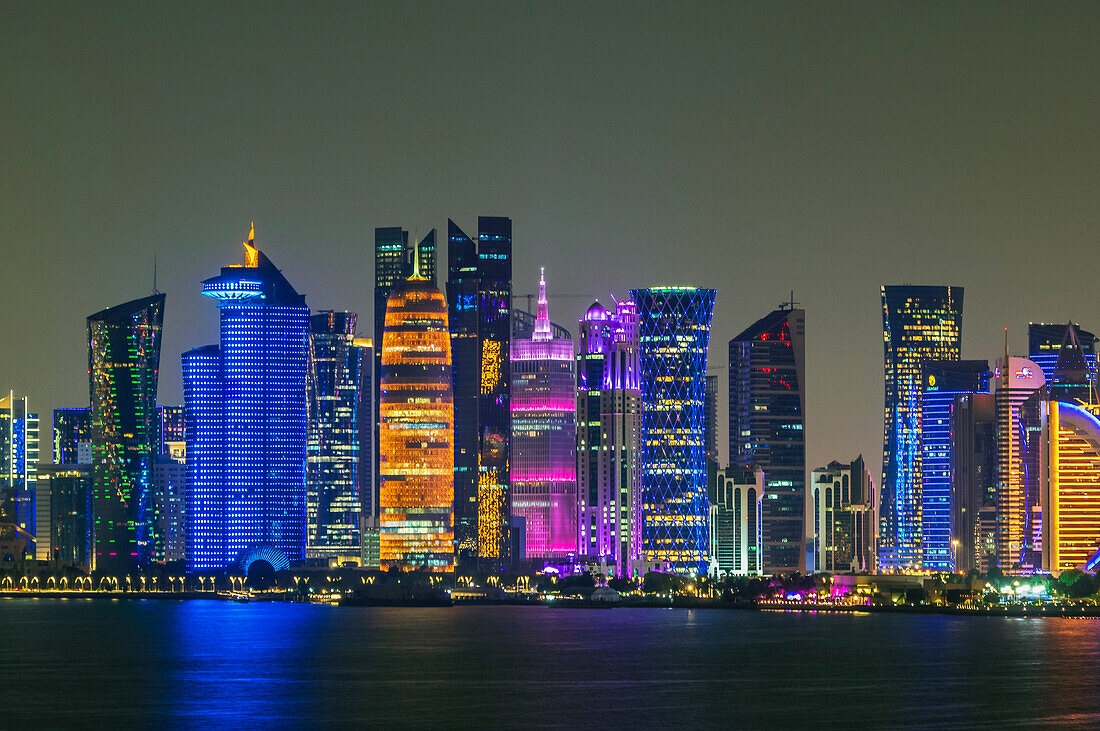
[379,250,455,572]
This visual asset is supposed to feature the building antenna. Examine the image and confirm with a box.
[153,251,159,295]
[780,290,800,311]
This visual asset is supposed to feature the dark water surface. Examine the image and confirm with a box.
[4,599,1100,728]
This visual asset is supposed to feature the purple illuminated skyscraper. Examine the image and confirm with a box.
[511,270,577,560]
[577,295,642,575]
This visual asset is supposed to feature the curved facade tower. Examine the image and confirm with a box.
[1041,401,1100,574]
[379,261,455,572]
[631,287,716,575]
[510,270,577,560]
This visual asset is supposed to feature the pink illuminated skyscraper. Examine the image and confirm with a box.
[511,269,578,560]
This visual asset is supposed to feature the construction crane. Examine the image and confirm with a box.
[511,292,595,315]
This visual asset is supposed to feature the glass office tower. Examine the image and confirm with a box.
[53,407,92,465]
[88,294,165,574]
[919,360,990,571]
[1,393,39,558]
[631,287,716,575]
[183,228,309,573]
[880,285,962,571]
[728,306,806,574]
[510,270,577,560]
[1029,322,1098,404]
[379,263,454,572]
[306,311,369,561]
[994,355,1045,573]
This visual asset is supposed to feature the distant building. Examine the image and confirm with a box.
[1028,322,1098,404]
[993,355,1045,572]
[1,393,38,558]
[53,407,92,465]
[1040,401,1100,575]
[951,392,997,574]
[379,258,454,572]
[157,406,185,457]
[183,227,309,573]
[510,270,577,561]
[306,311,370,561]
[919,360,990,571]
[709,466,764,577]
[880,285,962,571]
[631,287,716,575]
[152,456,186,563]
[36,464,92,565]
[728,305,806,574]
[806,457,877,574]
[88,294,165,573]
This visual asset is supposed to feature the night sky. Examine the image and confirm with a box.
[3,2,1098,473]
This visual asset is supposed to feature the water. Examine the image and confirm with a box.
[3,599,1100,728]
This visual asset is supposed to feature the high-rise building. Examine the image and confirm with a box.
[88,294,164,574]
[919,360,990,571]
[157,406,185,457]
[728,305,806,574]
[880,285,962,571]
[631,287,716,575]
[1029,322,1098,404]
[152,456,186,563]
[183,227,309,573]
[806,457,878,574]
[1040,401,1100,575]
[575,298,643,575]
[306,311,370,561]
[993,355,1045,573]
[1,393,39,558]
[476,217,513,567]
[510,270,577,561]
[446,220,481,567]
[378,259,454,572]
[709,466,764,577]
[53,407,92,465]
[951,392,997,574]
[36,464,93,565]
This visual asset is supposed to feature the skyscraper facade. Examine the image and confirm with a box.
[919,360,990,570]
[994,355,1045,572]
[447,220,481,567]
[709,466,764,577]
[158,406,185,457]
[183,229,309,573]
[576,298,643,573]
[476,217,513,566]
[1,393,39,558]
[306,311,370,561]
[631,287,716,575]
[378,265,454,572]
[880,285,962,571]
[806,457,877,573]
[36,464,92,565]
[1029,322,1098,403]
[510,271,577,560]
[88,294,165,573]
[53,407,92,465]
[951,392,997,574]
[728,306,806,574]
[152,456,186,563]
[1040,401,1100,575]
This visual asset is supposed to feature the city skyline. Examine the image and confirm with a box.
[4,4,1098,480]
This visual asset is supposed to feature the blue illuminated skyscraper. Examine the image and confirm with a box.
[631,286,716,575]
[1,393,39,559]
[183,226,309,573]
[1028,322,1098,403]
[919,360,990,571]
[881,285,962,571]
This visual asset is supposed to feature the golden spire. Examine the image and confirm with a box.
[243,221,259,267]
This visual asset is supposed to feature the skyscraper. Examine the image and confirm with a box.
[1040,401,1100,575]
[728,305,806,574]
[447,219,481,567]
[157,405,185,457]
[806,457,877,574]
[919,360,990,571]
[510,270,577,561]
[1,393,39,558]
[88,294,164,574]
[476,216,513,566]
[183,227,309,573]
[709,466,764,577]
[53,407,92,465]
[1029,322,1098,403]
[378,259,454,572]
[994,354,1045,572]
[880,285,962,571]
[36,464,92,565]
[951,392,997,574]
[576,297,643,574]
[631,287,716,575]
[306,311,370,561]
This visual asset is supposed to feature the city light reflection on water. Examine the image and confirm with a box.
[3,600,1100,727]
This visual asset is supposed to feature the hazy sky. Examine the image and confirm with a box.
[2,2,1098,473]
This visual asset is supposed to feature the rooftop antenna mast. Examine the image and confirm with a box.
[153,251,159,295]
[779,290,800,311]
